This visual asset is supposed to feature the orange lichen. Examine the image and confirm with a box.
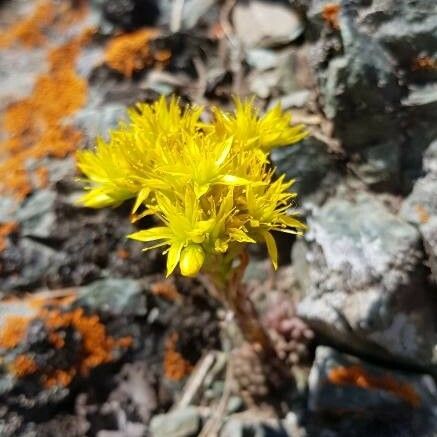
[209,22,226,40]
[0,315,31,349]
[0,291,132,388]
[104,28,164,77]
[415,204,430,224]
[0,222,18,252]
[412,56,437,71]
[116,248,130,260]
[9,354,38,377]
[151,280,182,302]
[328,365,421,408]
[35,166,49,188]
[163,332,193,381]
[0,1,55,48]
[42,368,76,388]
[42,308,132,377]
[322,3,341,30]
[0,29,89,200]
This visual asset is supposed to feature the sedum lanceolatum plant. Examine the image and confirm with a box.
[77,96,307,356]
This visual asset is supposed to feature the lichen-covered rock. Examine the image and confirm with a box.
[401,140,437,226]
[402,139,437,283]
[308,346,437,435]
[306,0,437,190]
[294,190,437,371]
[422,218,437,283]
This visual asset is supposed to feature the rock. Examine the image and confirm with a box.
[401,140,437,283]
[294,190,437,371]
[180,0,218,31]
[0,289,136,416]
[233,1,304,48]
[78,278,147,317]
[269,89,312,110]
[271,137,338,198]
[423,139,437,175]
[0,196,18,223]
[149,406,201,437]
[401,140,437,226]
[308,346,437,435]
[0,238,59,292]
[306,0,437,190]
[101,0,160,30]
[16,190,57,239]
[74,104,127,141]
[0,49,47,112]
[422,218,437,283]
[220,415,288,437]
[246,48,281,71]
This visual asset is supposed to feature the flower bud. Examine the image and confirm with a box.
[179,245,205,277]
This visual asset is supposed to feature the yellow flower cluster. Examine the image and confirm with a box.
[76,97,307,277]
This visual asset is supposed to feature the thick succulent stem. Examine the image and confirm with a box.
[208,252,293,387]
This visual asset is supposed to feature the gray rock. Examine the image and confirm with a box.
[78,278,147,316]
[246,48,281,71]
[16,190,57,239]
[422,218,437,283]
[309,346,437,413]
[0,196,18,223]
[401,140,437,283]
[0,49,47,112]
[0,238,59,292]
[294,191,437,370]
[401,173,437,226]
[220,416,287,437]
[271,137,337,198]
[423,139,437,175]
[233,1,304,48]
[401,140,437,225]
[74,104,127,141]
[150,407,201,437]
[307,0,437,190]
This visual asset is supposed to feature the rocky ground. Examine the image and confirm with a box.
[0,0,436,436]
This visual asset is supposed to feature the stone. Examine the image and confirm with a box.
[401,140,437,226]
[78,278,147,316]
[220,416,288,437]
[232,1,304,48]
[294,190,437,371]
[308,346,437,435]
[16,190,57,239]
[306,0,437,190]
[0,238,59,292]
[149,407,201,437]
[0,48,47,112]
[101,0,160,30]
[271,137,337,198]
[422,218,437,283]
[74,104,127,141]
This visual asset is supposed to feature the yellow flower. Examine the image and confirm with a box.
[76,136,147,208]
[78,96,307,276]
[210,99,307,154]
